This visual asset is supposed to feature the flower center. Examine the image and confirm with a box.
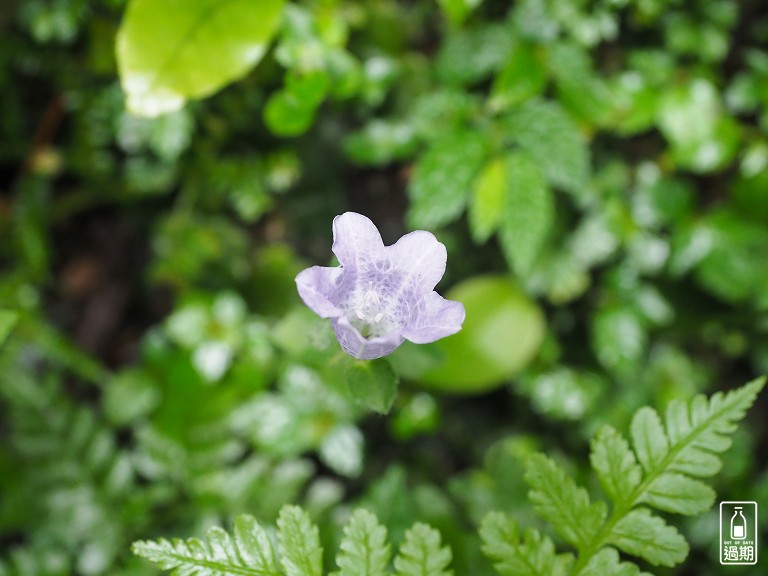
[356,288,384,322]
[351,284,387,338]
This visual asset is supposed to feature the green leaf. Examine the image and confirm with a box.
[264,90,317,137]
[607,508,688,567]
[657,79,741,172]
[0,310,19,348]
[489,41,547,111]
[319,425,364,478]
[407,130,488,229]
[116,0,284,116]
[502,100,589,193]
[525,454,606,551]
[436,24,513,85]
[498,153,553,276]
[437,0,484,26]
[630,407,669,473]
[394,523,452,576]
[469,156,507,243]
[480,512,573,576]
[638,472,715,515]
[579,547,652,576]
[343,358,398,414]
[336,509,391,576]
[692,210,768,303]
[265,71,330,135]
[591,306,647,375]
[418,276,545,393]
[131,514,280,576]
[590,425,642,504]
[235,515,279,573]
[344,120,418,166]
[546,42,614,125]
[277,505,323,576]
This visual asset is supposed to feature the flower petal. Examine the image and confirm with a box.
[402,292,465,344]
[332,212,386,271]
[331,316,405,360]
[387,230,447,296]
[295,266,342,318]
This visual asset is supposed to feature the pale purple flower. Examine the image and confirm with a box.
[295,212,465,360]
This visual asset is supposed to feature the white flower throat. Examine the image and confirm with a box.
[351,284,388,337]
[355,287,384,324]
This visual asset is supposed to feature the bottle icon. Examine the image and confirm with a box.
[731,507,747,540]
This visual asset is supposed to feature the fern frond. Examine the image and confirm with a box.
[132,515,280,576]
[481,378,765,576]
[583,377,765,572]
[480,511,573,576]
[133,506,454,576]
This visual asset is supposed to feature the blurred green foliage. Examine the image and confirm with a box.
[1,0,768,574]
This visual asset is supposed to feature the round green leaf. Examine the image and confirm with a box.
[344,358,398,414]
[418,276,545,393]
[117,0,285,116]
[0,310,19,348]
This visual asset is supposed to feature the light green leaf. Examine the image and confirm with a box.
[630,407,669,474]
[0,310,19,348]
[394,523,452,576]
[117,0,284,116]
[657,79,741,172]
[499,153,553,276]
[336,509,391,576]
[264,91,316,137]
[265,70,330,135]
[319,425,364,478]
[489,41,547,111]
[579,547,653,576]
[131,515,280,576]
[520,368,602,421]
[277,505,323,576]
[437,0,484,26]
[503,99,589,193]
[524,454,607,551]
[407,130,488,229]
[418,276,545,393]
[436,24,513,85]
[590,425,642,503]
[469,156,508,243]
[480,512,573,576]
[692,210,768,303]
[343,358,398,414]
[235,515,279,573]
[607,508,688,567]
[344,120,418,166]
[591,306,647,375]
[546,42,614,125]
[639,472,715,515]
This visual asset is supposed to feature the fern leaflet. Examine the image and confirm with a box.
[132,514,280,576]
[334,509,390,576]
[394,523,452,576]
